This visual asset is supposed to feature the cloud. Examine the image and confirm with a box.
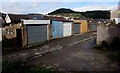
[1,2,42,14]
[1,2,118,15]
[1,0,120,2]
[73,4,117,12]
[1,2,64,14]
[32,2,40,7]
[0,3,2,11]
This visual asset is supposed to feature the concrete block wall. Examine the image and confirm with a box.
[97,25,120,44]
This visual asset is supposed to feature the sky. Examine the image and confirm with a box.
[0,0,119,14]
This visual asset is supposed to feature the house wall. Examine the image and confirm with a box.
[111,6,120,24]
[97,25,120,44]
[111,18,120,24]
[111,8,118,18]
[4,23,21,39]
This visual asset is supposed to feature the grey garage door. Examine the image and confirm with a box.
[74,23,80,34]
[27,25,47,45]
[89,23,97,32]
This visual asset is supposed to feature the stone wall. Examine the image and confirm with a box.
[97,25,120,44]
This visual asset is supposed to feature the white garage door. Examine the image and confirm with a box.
[63,22,72,37]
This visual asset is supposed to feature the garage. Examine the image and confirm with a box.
[27,25,47,45]
[89,23,97,32]
[51,20,63,39]
[23,20,50,45]
[74,23,80,34]
[63,21,73,37]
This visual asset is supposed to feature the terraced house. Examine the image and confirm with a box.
[111,6,120,24]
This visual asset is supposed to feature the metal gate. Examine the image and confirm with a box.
[27,25,47,45]
[74,23,80,34]
[52,21,63,39]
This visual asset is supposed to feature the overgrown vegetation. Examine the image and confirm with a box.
[94,37,120,50]
[3,38,18,49]
[2,61,52,73]
[102,19,116,27]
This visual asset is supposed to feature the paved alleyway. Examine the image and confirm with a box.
[25,38,119,71]
[3,32,96,62]
[3,32,120,71]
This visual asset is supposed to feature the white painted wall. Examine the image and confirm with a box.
[5,14,11,23]
[63,22,72,37]
[111,18,120,24]
[23,20,50,24]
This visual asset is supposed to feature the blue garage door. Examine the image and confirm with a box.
[52,21,63,39]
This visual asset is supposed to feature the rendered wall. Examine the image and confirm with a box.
[97,25,120,44]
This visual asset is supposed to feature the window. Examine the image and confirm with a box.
[9,28,13,35]
[6,28,13,35]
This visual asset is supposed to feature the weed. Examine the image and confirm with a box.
[2,61,52,73]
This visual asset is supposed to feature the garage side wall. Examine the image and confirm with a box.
[21,25,27,47]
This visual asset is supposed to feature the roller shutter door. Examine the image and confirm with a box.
[74,23,80,34]
[27,25,47,45]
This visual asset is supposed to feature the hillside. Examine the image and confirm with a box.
[48,8,90,20]
[48,8,110,19]
[80,11,110,19]
[48,8,75,14]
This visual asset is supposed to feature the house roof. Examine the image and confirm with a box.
[8,14,45,23]
[8,14,29,23]
[44,16,55,20]
[44,16,67,21]
[28,15,45,20]
[54,17,66,21]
